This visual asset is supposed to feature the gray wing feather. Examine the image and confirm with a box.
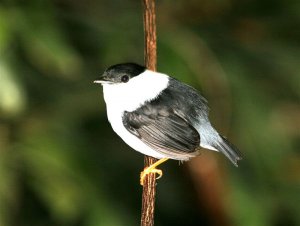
[123,110,200,158]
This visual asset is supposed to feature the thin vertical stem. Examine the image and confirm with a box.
[140,1,158,226]
[143,0,157,71]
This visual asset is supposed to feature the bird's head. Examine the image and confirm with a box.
[94,63,146,85]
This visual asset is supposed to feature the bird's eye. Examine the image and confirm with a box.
[121,75,129,83]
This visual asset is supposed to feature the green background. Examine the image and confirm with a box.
[0,0,299,226]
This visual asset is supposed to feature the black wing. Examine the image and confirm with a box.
[122,105,200,159]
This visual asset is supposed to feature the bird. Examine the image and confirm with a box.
[94,63,242,185]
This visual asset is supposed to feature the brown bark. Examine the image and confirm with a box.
[140,1,158,226]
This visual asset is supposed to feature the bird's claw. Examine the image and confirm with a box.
[140,168,163,186]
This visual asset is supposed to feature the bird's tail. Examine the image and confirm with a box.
[213,135,242,167]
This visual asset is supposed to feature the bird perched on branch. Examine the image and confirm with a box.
[94,63,242,185]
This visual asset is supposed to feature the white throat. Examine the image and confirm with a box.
[102,70,169,112]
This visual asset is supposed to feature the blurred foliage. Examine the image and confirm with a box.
[0,0,299,226]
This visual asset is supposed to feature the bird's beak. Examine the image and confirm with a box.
[94,75,112,84]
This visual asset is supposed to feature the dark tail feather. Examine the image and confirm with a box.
[214,135,242,167]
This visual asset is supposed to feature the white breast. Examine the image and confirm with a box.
[102,70,170,158]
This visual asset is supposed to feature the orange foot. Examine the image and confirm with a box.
[140,158,168,186]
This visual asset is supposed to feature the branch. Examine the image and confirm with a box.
[140,1,158,226]
[142,0,157,71]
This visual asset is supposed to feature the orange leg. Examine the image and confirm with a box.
[140,158,169,186]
